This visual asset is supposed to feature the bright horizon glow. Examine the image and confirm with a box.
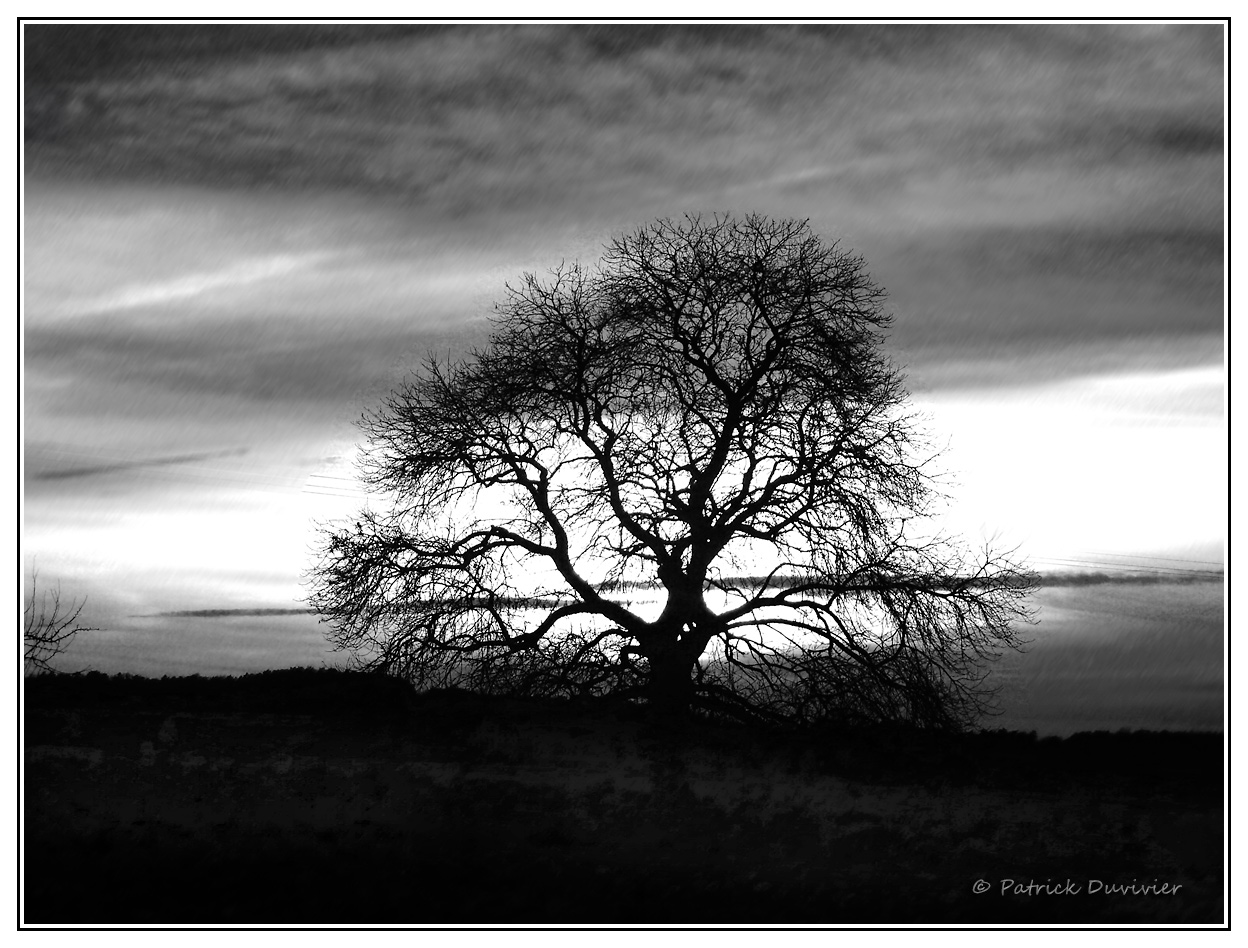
[22,360,1223,627]
[917,365,1224,569]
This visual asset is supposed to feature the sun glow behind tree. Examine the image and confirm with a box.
[312,214,1034,727]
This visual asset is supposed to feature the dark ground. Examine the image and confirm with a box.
[22,668,1224,925]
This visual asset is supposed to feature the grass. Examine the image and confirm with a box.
[22,668,1224,925]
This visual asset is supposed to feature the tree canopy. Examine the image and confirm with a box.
[311,213,1032,728]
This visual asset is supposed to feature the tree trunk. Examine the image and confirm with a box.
[647,641,695,719]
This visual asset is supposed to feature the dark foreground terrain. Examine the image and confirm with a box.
[23,669,1224,925]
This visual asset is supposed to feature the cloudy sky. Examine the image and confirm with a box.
[22,24,1224,678]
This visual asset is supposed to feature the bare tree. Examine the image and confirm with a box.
[24,570,97,676]
[312,214,1034,728]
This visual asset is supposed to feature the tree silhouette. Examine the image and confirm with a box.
[312,214,1033,728]
[24,570,96,675]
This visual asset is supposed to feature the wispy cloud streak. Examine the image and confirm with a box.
[60,252,333,317]
[30,447,249,481]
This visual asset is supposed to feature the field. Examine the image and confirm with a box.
[23,669,1224,925]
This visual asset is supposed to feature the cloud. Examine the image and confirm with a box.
[61,252,333,317]
[876,224,1224,355]
[1036,571,1222,587]
[29,446,249,482]
[25,24,1223,224]
[25,307,476,420]
[146,607,316,618]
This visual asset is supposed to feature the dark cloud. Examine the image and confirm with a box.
[1038,570,1222,587]
[23,24,448,83]
[1147,119,1224,156]
[955,226,1224,290]
[23,218,1222,423]
[147,607,315,618]
[913,109,1224,170]
[875,224,1224,358]
[25,314,477,410]
[24,24,1223,220]
[28,447,248,482]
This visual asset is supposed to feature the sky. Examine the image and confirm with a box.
[21,24,1225,686]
